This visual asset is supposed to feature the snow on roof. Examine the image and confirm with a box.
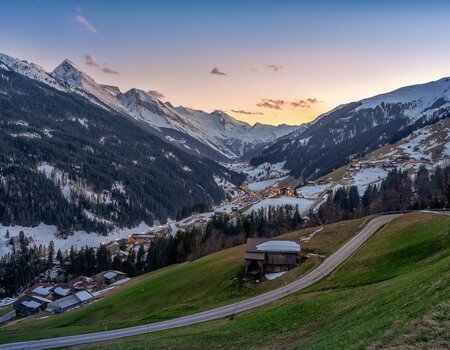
[75,290,93,302]
[256,240,300,253]
[22,300,41,309]
[32,286,53,296]
[103,271,118,280]
[54,287,71,297]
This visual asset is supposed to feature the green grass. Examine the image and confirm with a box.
[0,218,364,343]
[68,212,450,350]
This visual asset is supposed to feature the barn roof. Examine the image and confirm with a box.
[245,238,300,254]
[256,241,300,253]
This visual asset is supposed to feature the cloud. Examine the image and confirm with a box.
[257,97,321,110]
[148,90,165,99]
[73,15,97,33]
[83,53,119,75]
[99,67,119,75]
[256,98,286,110]
[230,109,264,115]
[267,64,284,72]
[210,67,226,76]
[84,54,98,67]
[291,98,321,108]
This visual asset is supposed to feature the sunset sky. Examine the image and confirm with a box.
[2,0,450,125]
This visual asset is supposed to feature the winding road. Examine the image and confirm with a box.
[0,214,401,350]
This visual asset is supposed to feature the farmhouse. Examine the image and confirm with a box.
[13,295,50,317]
[46,290,94,314]
[95,270,128,285]
[27,283,54,300]
[68,276,94,291]
[245,238,301,279]
[52,283,72,299]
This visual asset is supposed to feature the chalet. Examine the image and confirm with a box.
[13,295,50,317]
[95,270,128,285]
[27,283,54,300]
[68,276,93,291]
[52,283,72,300]
[46,290,94,314]
[245,238,301,279]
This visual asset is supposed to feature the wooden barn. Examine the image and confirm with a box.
[245,238,301,279]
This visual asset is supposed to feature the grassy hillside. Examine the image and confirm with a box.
[70,212,450,350]
[0,218,364,343]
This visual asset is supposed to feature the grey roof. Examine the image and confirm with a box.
[75,290,93,302]
[47,295,80,310]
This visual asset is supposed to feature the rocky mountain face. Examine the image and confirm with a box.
[252,77,450,180]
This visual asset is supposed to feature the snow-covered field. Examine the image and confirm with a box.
[225,161,289,182]
[0,222,152,257]
[244,196,314,215]
[296,184,331,199]
[349,168,388,193]
[248,176,288,191]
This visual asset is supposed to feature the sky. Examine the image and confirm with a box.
[1,0,450,126]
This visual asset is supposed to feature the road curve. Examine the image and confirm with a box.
[1,214,401,350]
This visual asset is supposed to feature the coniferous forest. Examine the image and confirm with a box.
[0,69,244,233]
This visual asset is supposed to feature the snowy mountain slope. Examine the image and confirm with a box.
[52,59,128,113]
[174,107,296,159]
[252,77,450,180]
[1,52,297,162]
[0,62,245,235]
[0,53,106,110]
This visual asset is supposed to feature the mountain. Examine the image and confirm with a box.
[52,59,129,114]
[1,53,296,163]
[29,55,296,162]
[0,54,244,234]
[252,77,450,180]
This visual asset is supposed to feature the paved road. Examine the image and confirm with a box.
[1,214,401,350]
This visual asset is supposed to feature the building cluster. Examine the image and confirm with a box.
[12,270,128,318]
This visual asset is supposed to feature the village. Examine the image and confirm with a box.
[1,127,449,324]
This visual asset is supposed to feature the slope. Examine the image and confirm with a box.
[253,77,450,180]
[72,212,450,350]
[0,218,365,342]
[0,64,243,233]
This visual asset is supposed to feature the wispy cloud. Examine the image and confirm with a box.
[148,90,165,99]
[256,98,286,110]
[99,67,119,75]
[73,15,97,33]
[267,64,284,72]
[257,97,321,110]
[290,98,321,108]
[83,53,119,75]
[84,54,98,67]
[210,67,226,76]
[230,109,264,115]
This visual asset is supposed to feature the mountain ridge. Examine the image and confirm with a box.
[252,76,450,180]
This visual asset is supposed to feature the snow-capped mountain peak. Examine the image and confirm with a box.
[52,59,127,113]
[1,52,298,162]
[0,52,71,92]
